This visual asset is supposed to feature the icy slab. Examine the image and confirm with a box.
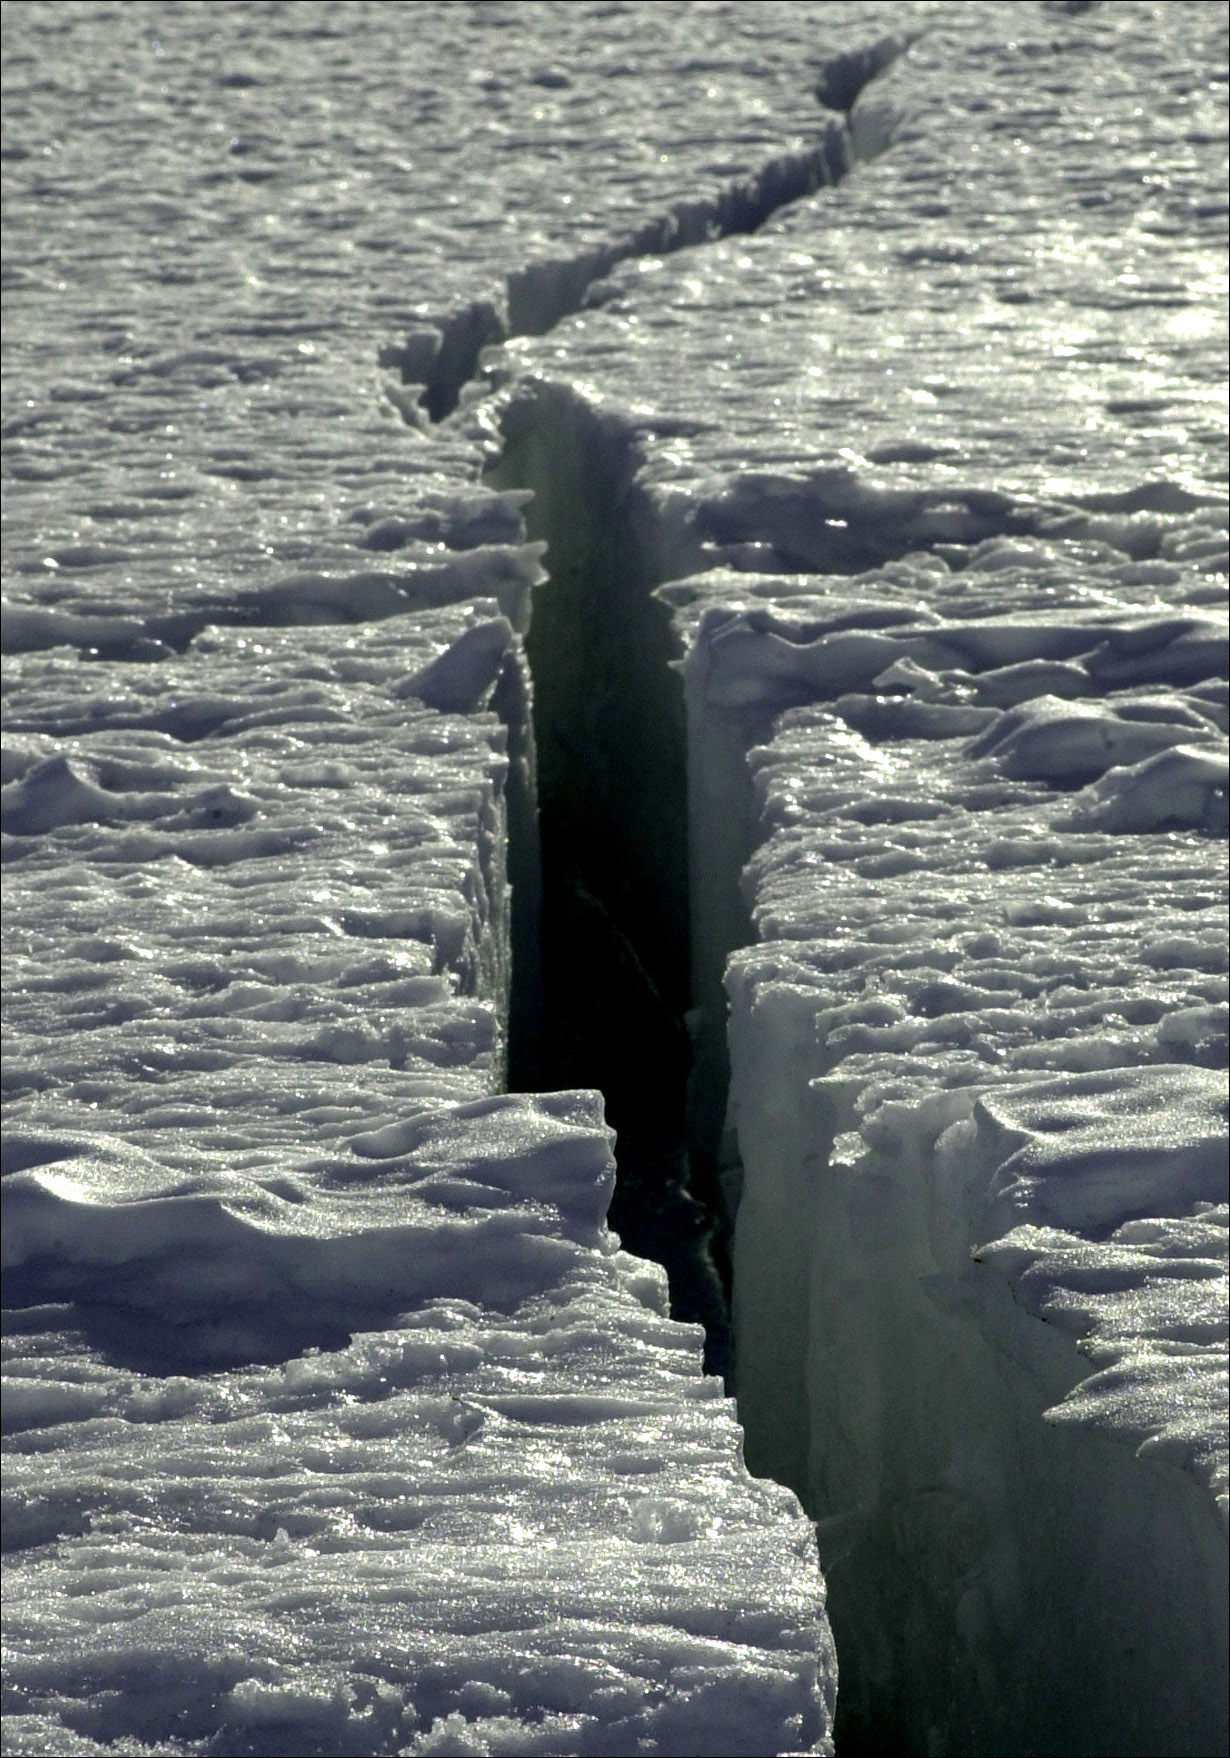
[2,1094,835,1758]
[662,551,1227,1175]
[2,613,526,1161]
[980,1202,1228,1515]
[0,534,546,659]
[470,2,1226,561]
[2,0,930,649]
[686,584,1228,1751]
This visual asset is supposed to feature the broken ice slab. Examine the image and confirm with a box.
[0,535,546,657]
[705,606,1226,1755]
[664,551,1227,1178]
[1,613,538,1160]
[2,1094,836,1758]
[476,4,1227,526]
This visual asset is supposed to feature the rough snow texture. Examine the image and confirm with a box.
[1,4,872,1753]
[4,1094,833,1758]
[3,612,521,1141]
[701,597,1227,1755]
[3,2,1228,1756]
[455,1,1227,1750]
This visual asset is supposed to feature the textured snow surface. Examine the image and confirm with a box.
[661,551,1225,1749]
[464,0,1227,1743]
[3,0,1228,1754]
[1,3,864,1752]
[3,1096,832,1758]
[473,1,1227,514]
[2,612,520,1152]
[671,550,1226,1749]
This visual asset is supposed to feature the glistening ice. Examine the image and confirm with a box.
[2,3,1227,1756]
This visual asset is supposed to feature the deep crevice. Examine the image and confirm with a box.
[489,384,732,1375]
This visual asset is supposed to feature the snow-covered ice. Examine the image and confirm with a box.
[3,1,1227,1755]
[4,1094,833,1757]
[718,659,1226,1752]
[459,2,1227,1748]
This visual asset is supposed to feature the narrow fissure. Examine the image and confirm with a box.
[482,382,1194,1758]
[488,386,732,1374]
[387,37,911,426]
[483,377,1046,1392]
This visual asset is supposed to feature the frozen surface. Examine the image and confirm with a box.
[458,2,1227,1743]
[4,1096,834,1758]
[2,3,872,1751]
[2,612,519,1159]
[673,581,1227,1752]
[2,0,926,647]
[472,1,1227,558]
[3,1,1228,1754]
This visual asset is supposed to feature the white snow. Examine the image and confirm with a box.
[4,1097,832,1758]
[463,2,1226,1747]
[3,1,1228,1755]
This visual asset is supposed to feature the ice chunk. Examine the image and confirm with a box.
[688,581,1227,1755]
[977,1065,1229,1234]
[965,695,1215,784]
[1061,742,1229,835]
[2,1099,835,1755]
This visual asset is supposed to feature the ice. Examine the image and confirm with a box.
[678,605,1227,1751]
[3,47,837,1714]
[3,1099,834,1757]
[1061,743,1230,834]
[4,0,1228,1752]
[2,705,510,1149]
[964,693,1224,783]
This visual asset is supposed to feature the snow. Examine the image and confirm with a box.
[462,2,1226,1744]
[671,590,1227,1750]
[1,599,831,1743]
[3,0,1228,1754]
[4,1095,832,1757]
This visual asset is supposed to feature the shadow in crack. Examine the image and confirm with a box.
[491,384,732,1377]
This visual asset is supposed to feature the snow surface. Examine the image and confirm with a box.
[3,1,1228,1755]
[4,1094,832,1758]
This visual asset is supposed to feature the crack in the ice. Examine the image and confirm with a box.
[382,36,914,425]
[813,31,914,113]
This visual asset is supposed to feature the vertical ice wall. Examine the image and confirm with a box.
[685,585,1228,1755]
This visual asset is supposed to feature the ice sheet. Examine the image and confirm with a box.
[3,617,520,1164]
[4,2,1227,1753]
[3,1097,835,1757]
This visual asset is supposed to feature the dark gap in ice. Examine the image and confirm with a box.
[391,38,915,427]
[420,299,507,426]
[488,384,732,1377]
[814,33,914,114]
